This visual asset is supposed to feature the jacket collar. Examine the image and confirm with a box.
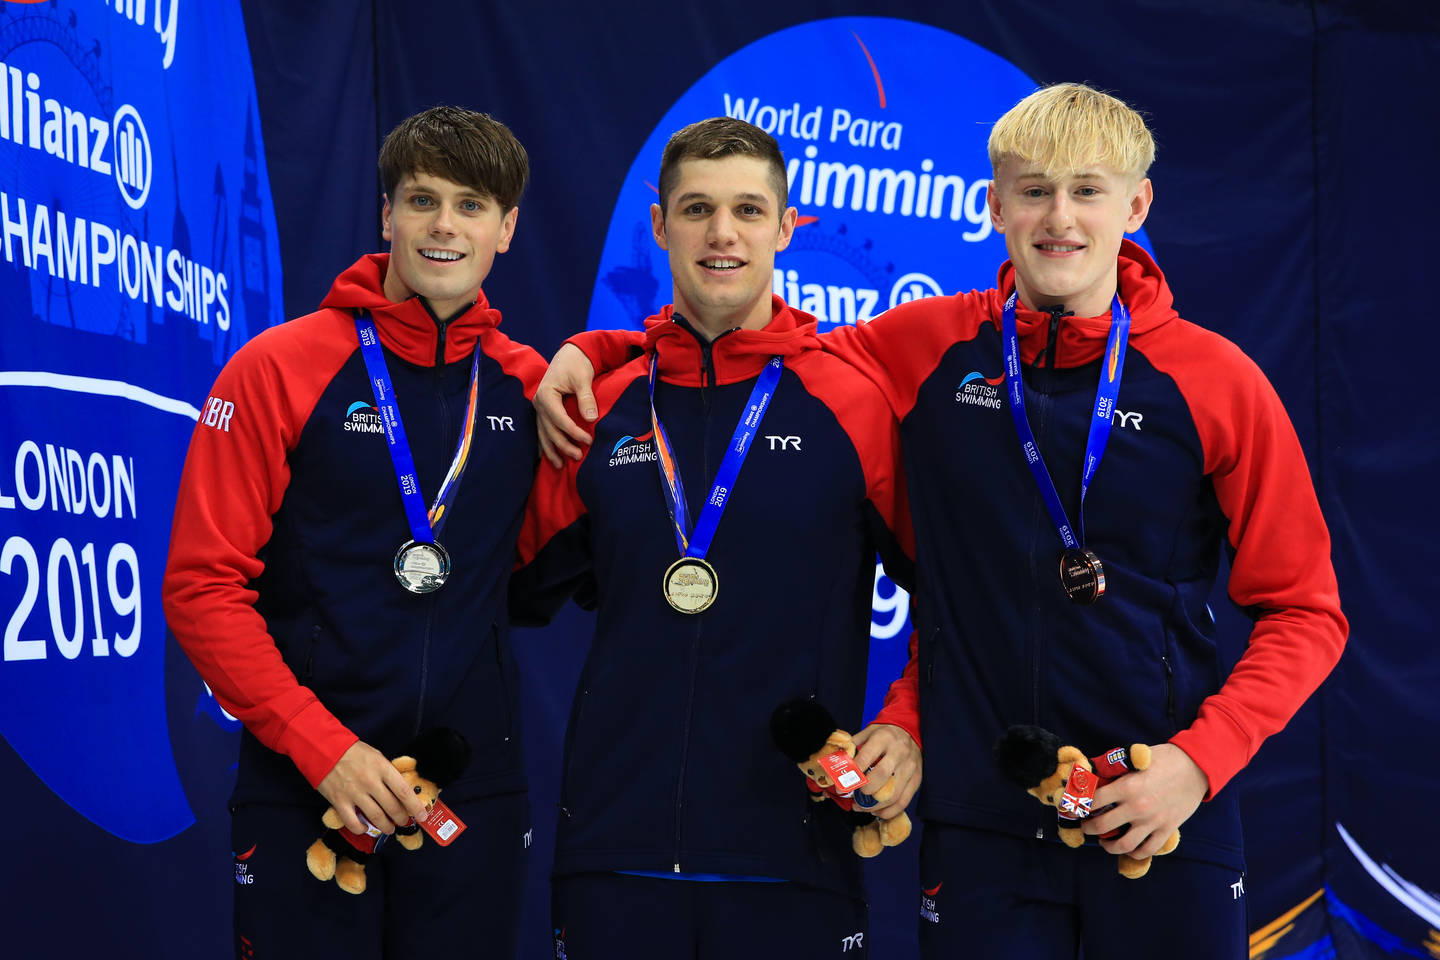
[319,254,502,367]
[993,239,1179,368]
[641,296,820,386]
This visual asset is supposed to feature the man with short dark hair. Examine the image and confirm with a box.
[163,106,546,959]
[511,117,921,957]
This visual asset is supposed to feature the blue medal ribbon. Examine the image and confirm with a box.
[1000,291,1130,549]
[648,353,783,558]
[353,310,484,545]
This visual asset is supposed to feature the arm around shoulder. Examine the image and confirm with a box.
[509,430,594,628]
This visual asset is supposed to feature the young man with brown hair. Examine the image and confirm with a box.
[511,117,921,957]
[538,85,1347,959]
[163,106,546,959]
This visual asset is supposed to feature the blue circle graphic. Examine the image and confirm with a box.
[588,17,1152,333]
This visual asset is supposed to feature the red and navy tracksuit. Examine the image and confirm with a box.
[162,254,545,960]
[571,243,1346,959]
[831,240,1346,959]
[512,299,919,958]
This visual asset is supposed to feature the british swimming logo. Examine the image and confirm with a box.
[344,401,383,434]
[233,844,257,885]
[920,881,942,923]
[609,430,657,467]
[954,371,1005,410]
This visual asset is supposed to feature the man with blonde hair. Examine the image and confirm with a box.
[537,83,1346,959]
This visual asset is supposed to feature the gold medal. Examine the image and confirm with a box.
[662,557,718,614]
[394,540,450,594]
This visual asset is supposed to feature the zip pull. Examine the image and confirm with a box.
[434,319,449,369]
[699,339,715,411]
[1039,304,1072,369]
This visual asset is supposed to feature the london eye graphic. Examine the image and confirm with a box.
[0,4,130,336]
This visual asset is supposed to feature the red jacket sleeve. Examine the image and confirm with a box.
[510,395,596,626]
[819,293,992,420]
[565,328,645,377]
[1156,329,1347,797]
[161,317,359,789]
[871,629,922,748]
[483,327,550,400]
[792,354,920,746]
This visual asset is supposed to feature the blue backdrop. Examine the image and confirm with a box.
[2,1,1437,957]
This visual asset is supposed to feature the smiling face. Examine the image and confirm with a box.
[651,155,797,339]
[987,159,1152,319]
[381,171,517,319]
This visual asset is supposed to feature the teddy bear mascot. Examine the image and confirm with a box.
[995,723,1179,878]
[305,727,471,893]
[770,697,912,857]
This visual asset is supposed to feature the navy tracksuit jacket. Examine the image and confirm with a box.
[513,299,919,897]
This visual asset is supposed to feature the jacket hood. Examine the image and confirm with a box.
[319,254,502,367]
[641,295,821,386]
[992,239,1179,368]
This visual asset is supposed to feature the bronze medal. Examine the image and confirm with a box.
[1058,548,1105,604]
[394,540,450,595]
[662,557,718,614]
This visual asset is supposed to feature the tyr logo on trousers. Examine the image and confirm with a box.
[765,435,801,450]
[488,415,515,431]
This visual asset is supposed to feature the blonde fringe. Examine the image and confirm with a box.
[988,83,1155,181]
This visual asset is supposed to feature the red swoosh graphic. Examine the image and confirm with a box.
[852,31,887,109]
[924,882,942,896]
[236,844,257,861]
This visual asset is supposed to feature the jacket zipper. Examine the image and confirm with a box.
[414,315,452,733]
[1038,304,1070,370]
[700,338,713,411]
[671,618,704,872]
[414,599,437,732]
[495,623,512,742]
[1029,365,1051,840]
[1030,381,1052,728]
[668,323,726,872]
[674,312,736,409]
